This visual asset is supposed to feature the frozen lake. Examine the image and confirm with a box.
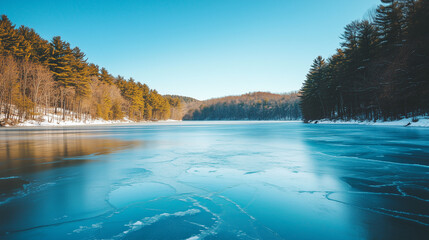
[0,122,428,239]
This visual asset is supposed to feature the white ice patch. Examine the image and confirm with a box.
[186,236,200,240]
[72,222,103,234]
[115,209,200,238]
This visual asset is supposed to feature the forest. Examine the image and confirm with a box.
[183,92,301,120]
[300,0,429,122]
[0,15,181,125]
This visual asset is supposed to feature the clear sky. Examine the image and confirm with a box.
[1,0,379,100]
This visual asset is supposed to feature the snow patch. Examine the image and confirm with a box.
[311,116,429,127]
[1,106,180,127]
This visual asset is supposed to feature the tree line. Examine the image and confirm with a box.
[0,15,181,125]
[300,0,429,122]
[183,92,301,120]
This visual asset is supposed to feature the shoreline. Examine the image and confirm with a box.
[308,116,429,128]
[1,119,181,128]
[2,117,429,128]
[2,120,301,128]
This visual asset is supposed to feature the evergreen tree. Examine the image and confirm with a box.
[300,56,327,121]
[17,26,50,64]
[0,15,21,57]
[71,47,91,98]
[48,36,74,87]
[99,67,114,84]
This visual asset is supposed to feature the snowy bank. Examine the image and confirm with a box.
[6,113,133,127]
[17,118,133,127]
[1,113,182,127]
[310,116,429,127]
[14,119,181,127]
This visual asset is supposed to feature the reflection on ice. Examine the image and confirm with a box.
[0,130,139,176]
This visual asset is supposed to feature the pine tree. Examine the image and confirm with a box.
[300,56,327,121]
[375,0,405,53]
[71,47,91,98]
[17,26,50,64]
[99,67,114,84]
[0,15,20,57]
[48,36,75,119]
[48,36,74,87]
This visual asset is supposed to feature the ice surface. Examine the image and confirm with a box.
[0,122,428,239]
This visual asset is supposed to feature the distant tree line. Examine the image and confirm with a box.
[163,95,199,120]
[163,95,199,104]
[183,92,301,120]
[300,0,429,122]
[0,15,180,125]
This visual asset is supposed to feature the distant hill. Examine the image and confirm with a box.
[162,95,200,120]
[183,91,301,120]
[163,95,199,103]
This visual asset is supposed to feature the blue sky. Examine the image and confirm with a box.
[1,0,379,100]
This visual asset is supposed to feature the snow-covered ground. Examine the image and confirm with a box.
[1,112,181,127]
[310,115,429,127]
[18,116,133,127]
[16,117,182,127]
[0,111,132,127]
